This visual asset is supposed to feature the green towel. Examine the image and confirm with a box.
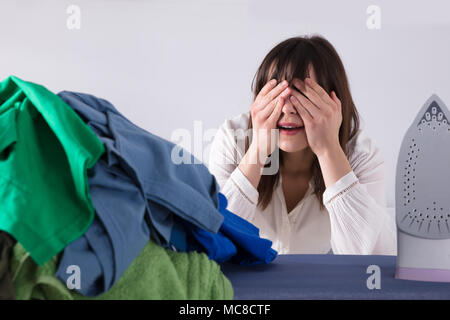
[10,240,233,300]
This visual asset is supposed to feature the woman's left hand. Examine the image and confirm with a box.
[289,77,343,158]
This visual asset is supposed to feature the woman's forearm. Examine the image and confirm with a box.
[238,142,267,189]
[317,142,352,189]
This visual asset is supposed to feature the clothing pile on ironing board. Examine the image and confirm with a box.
[0,75,277,300]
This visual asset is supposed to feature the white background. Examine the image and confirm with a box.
[1,0,449,208]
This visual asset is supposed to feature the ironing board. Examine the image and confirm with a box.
[220,254,450,299]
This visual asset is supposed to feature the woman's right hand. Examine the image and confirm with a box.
[250,79,292,161]
[237,79,291,189]
[238,79,291,189]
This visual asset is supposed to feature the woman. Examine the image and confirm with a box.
[208,35,396,255]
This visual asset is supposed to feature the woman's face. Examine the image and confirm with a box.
[276,65,318,153]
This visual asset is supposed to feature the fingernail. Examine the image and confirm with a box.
[270,79,277,85]
[282,80,288,87]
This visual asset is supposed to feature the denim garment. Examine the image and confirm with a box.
[55,91,223,296]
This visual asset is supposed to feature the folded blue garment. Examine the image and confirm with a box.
[55,91,224,296]
[173,192,278,265]
[217,193,277,265]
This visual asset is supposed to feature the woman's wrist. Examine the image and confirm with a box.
[247,142,269,167]
[317,142,352,189]
[238,142,267,189]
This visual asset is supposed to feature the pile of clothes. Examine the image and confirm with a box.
[0,76,277,300]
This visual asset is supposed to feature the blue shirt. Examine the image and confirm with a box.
[55,91,224,296]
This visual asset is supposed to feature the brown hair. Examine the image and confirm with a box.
[246,34,361,211]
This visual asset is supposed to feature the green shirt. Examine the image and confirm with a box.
[0,76,104,265]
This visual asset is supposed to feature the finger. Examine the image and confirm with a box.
[304,77,336,108]
[260,86,291,118]
[289,88,320,119]
[331,91,342,111]
[290,95,313,124]
[260,80,289,107]
[255,79,278,103]
[292,78,324,110]
[267,95,284,125]
[259,95,280,119]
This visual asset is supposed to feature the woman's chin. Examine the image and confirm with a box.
[278,140,309,153]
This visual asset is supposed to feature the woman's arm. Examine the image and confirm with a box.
[317,142,352,190]
[208,120,260,221]
[320,135,397,255]
[237,142,266,190]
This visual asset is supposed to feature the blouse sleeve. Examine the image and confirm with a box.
[207,120,259,222]
[323,132,397,255]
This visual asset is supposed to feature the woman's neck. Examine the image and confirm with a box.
[281,147,315,177]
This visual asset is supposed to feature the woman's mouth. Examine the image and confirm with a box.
[277,123,304,135]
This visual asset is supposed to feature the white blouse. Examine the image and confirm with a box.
[207,111,397,255]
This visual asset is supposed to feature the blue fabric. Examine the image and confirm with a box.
[55,91,224,296]
[217,193,277,265]
[176,192,278,265]
[221,254,450,299]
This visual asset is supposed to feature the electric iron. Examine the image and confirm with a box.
[395,94,450,282]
